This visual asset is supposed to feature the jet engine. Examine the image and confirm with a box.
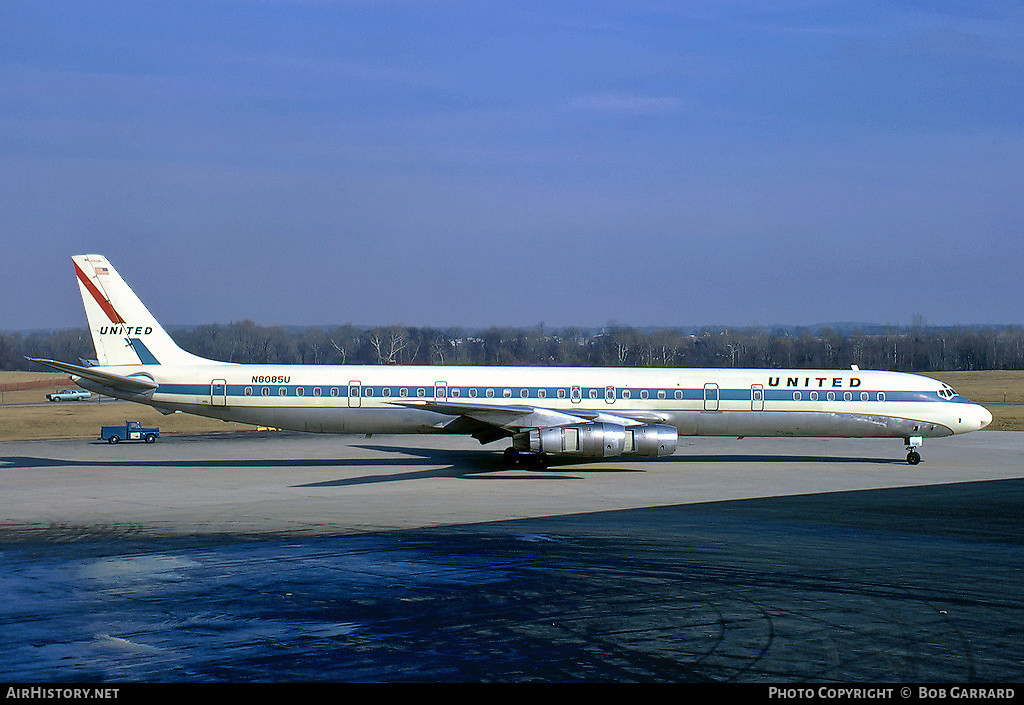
[512,423,677,457]
[624,423,678,456]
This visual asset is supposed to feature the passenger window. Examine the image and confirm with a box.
[296,387,305,397]
[245,387,253,396]
[844,392,852,401]
[486,389,495,398]
[557,389,566,399]
[262,387,270,396]
[589,389,598,399]
[658,390,666,399]
[279,387,287,396]
[640,390,649,399]
[520,389,529,398]
[538,389,546,398]
[330,387,339,397]
[469,388,478,398]
[794,392,802,401]
[399,388,408,397]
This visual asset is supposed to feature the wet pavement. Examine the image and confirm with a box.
[3,479,1023,682]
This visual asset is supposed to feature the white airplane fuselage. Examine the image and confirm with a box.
[75,361,990,440]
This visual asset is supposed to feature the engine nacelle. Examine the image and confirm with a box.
[623,423,678,457]
[513,422,626,457]
[512,423,678,458]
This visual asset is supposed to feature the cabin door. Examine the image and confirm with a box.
[211,379,227,406]
[703,383,720,411]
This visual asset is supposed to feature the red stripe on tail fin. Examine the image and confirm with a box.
[74,260,125,324]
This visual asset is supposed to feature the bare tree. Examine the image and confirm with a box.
[369,326,408,365]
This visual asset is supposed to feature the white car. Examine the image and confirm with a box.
[46,389,92,402]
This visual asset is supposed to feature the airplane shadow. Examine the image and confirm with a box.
[0,445,905,489]
[295,447,905,488]
[0,446,642,487]
[670,454,905,465]
[291,445,649,487]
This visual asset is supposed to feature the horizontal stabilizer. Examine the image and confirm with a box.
[26,357,159,393]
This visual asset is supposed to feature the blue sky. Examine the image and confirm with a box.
[2,1,1023,330]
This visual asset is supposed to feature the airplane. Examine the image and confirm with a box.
[28,255,992,466]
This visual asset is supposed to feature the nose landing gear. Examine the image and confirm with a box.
[905,436,923,465]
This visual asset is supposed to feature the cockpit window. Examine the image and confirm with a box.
[939,385,956,399]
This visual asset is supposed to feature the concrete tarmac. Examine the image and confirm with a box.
[2,431,1023,682]
[2,430,1022,537]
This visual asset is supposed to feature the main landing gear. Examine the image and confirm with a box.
[905,436,923,465]
[503,447,549,469]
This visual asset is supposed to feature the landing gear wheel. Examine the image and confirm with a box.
[503,447,520,467]
[907,450,921,465]
[526,453,549,469]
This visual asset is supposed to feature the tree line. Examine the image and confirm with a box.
[5,320,1024,372]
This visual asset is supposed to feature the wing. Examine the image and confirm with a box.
[388,398,669,443]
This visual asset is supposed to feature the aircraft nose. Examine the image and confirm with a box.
[976,405,993,430]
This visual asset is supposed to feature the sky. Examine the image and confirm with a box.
[2,0,1023,331]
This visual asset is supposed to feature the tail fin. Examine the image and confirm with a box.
[73,255,207,367]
